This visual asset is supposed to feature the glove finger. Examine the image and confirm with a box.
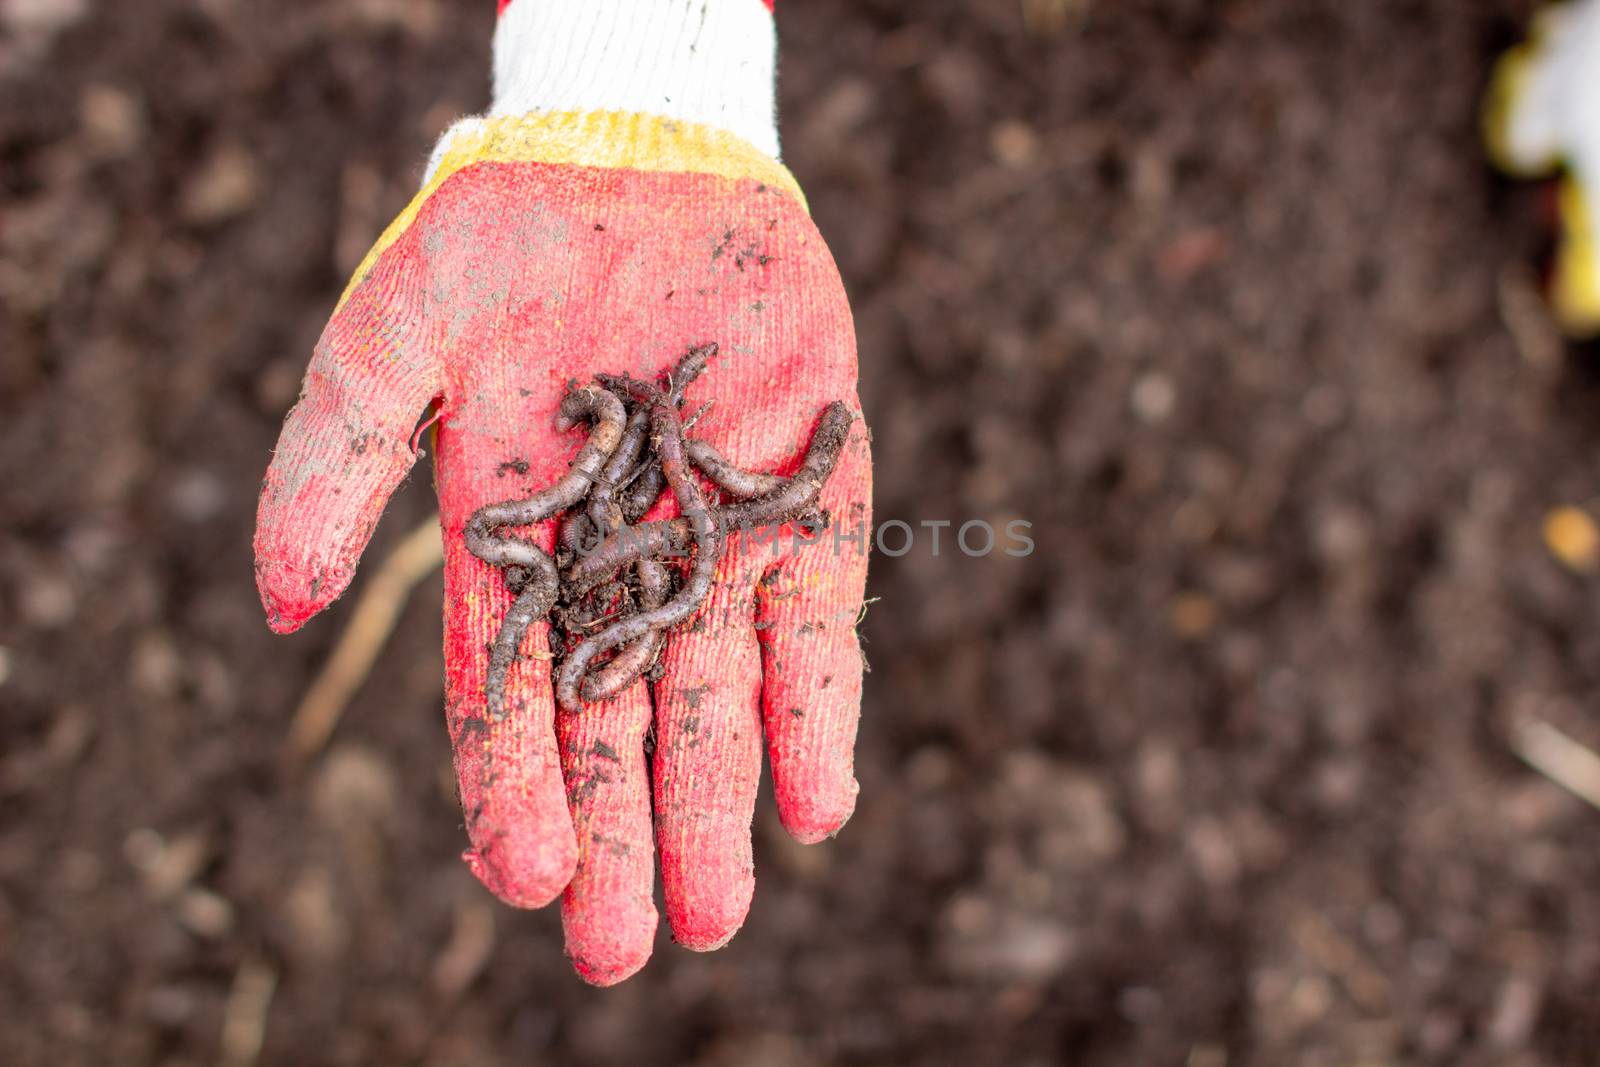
[557,679,658,986]
[255,245,443,633]
[651,548,764,951]
[756,417,872,843]
[443,523,577,909]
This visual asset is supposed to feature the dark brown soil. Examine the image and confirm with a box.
[5,0,1600,1063]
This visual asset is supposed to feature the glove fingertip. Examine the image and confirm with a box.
[664,875,754,952]
[255,557,349,634]
[565,909,657,987]
[777,775,859,845]
[463,828,577,910]
[571,953,651,988]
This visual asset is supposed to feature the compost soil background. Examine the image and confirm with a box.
[5,1,1600,1064]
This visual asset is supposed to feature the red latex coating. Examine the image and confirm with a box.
[651,545,766,949]
[558,680,658,984]
[254,158,869,981]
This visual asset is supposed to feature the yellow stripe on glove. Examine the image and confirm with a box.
[340,110,805,312]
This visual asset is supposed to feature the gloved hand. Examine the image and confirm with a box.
[254,0,871,986]
[1487,0,1600,334]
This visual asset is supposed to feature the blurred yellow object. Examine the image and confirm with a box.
[1555,177,1600,332]
[1485,1,1600,337]
[1485,41,1553,177]
[1543,505,1600,573]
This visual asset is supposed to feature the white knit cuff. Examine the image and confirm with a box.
[490,0,780,160]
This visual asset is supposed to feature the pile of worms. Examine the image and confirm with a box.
[466,344,851,715]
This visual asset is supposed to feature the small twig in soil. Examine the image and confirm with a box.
[285,515,443,764]
[1512,717,1600,813]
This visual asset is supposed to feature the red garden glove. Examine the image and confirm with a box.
[254,0,871,985]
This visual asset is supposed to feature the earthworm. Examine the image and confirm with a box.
[717,402,854,529]
[556,382,724,711]
[615,454,655,493]
[577,559,669,702]
[686,438,788,498]
[598,349,712,523]
[562,408,849,595]
[617,401,714,523]
[482,555,559,722]
[466,386,625,720]
[594,342,712,413]
[619,463,664,524]
[668,342,715,404]
[564,519,689,597]
[464,386,626,566]
[566,495,832,595]
[586,406,650,535]
[559,513,596,558]
[468,348,850,712]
